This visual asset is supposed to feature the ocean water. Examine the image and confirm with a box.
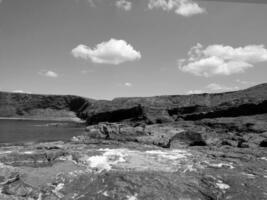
[0,119,86,144]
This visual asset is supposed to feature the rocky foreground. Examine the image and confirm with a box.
[1,84,267,199]
[0,114,267,200]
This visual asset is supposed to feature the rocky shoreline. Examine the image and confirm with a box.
[1,84,267,199]
[0,114,267,200]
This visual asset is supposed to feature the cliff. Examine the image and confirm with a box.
[0,92,93,121]
[1,83,267,123]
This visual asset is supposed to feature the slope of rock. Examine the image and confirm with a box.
[0,92,92,120]
[0,83,267,123]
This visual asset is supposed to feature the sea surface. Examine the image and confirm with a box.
[0,119,86,144]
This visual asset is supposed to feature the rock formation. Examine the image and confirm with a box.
[1,83,267,123]
[0,83,267,199]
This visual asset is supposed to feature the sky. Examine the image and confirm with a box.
[0,0,267,99]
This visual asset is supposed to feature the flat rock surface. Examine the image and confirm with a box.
[0,142,266,200]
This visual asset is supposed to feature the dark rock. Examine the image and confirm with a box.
[183,100,267,121]
[259,139,267,147]
[169,131,207,148]
[86,105,146,125]
[221,140,238,147]
[78,122,189,148]
[1,174,39,198]
[0,150,68,167]
[237,142,250,148]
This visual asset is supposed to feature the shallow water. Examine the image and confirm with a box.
[0,119,86,144]
[79,148,194,173]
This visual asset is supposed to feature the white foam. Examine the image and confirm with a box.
[37,193,42,200]
[80,148,194,172]
[241,172,255,178]
[216,180,230,190]
[86,149,126,172]
[87,155,112,171]
[53,183,64,199]
[127,193,138,200]
[145,150,190,160]
[23,151,34,155]
[183,164,197,173]
[55,183,64,191]
[206,162,234,169]
[0,162,6,168]
[102,191,109,197]
[0,151,12,154]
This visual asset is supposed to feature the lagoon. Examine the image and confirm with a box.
[0,119,86,144]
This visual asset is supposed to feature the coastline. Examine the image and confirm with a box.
[0,117,85,123]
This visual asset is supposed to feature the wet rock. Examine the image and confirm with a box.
[84,123,145,141]
[0,141,267,200]
[169,131,207,148]
[80,123,183,148]
[221,139,238,147]
[86,105,146,125]
[0,150,68,167]
[237,142,250,148]
[259,139,267,147]
[1,174,40,199]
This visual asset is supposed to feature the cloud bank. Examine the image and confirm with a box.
[148,0,205,17]
[39,70,59,78]
[179,43,267,77]
[186,89,203,94]
[116,0,132,11]
[72,38,141,65]
[186,83,239,94]
[12,90,31,94]
[206,83,239,92]
[124,82,133,87]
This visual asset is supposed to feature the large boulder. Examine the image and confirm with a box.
[169,131,207,148]
[77,123,183,148]
[259,139,267,147]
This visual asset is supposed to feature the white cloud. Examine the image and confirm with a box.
[186,83,239,95]
[116,0,132,11]
[148,0,205,17]
[206,83,239,92]
[12,90,31,94]
[186,89,203,94]
[175,0,205,16]
[12,90,25,93]
[39,70,59,78]
[88,0,96,7]
[236,79,255,85]
[179,43,267,77]
[81,69,94,74]
[72,38,141,65]
[124,82,132,87]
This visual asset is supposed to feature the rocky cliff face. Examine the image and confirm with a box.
[1,83,267,123]
[0,92,92,120]
[81,83,267,124]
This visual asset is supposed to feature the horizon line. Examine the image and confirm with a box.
[199,0,267,4]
